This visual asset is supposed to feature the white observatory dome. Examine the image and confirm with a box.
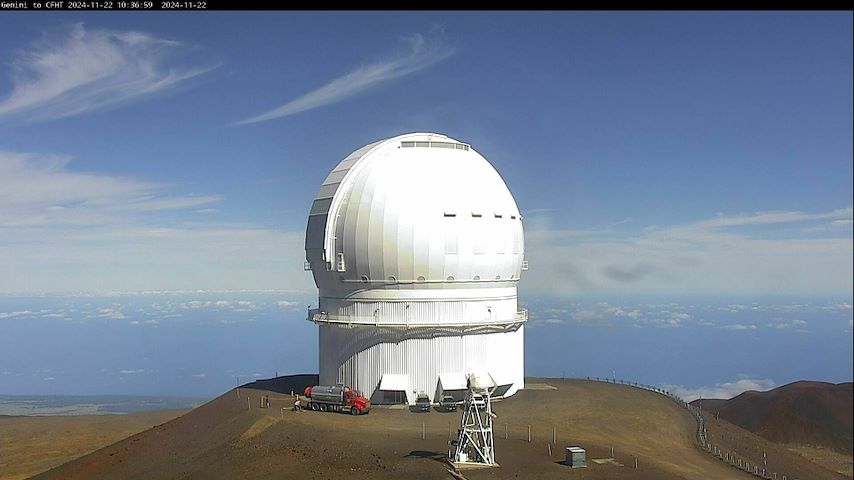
[306,132,524,303]
[306,132,527,404]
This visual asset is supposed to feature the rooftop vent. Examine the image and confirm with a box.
[401,140,470,151]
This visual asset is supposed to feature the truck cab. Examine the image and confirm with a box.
[343,389,371,415]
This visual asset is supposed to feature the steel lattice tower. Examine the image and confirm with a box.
[453,375,497,466]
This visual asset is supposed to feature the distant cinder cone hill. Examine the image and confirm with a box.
[691,381,853,454]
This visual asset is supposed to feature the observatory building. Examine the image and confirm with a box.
[305,132,527,405]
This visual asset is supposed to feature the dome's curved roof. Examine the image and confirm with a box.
[306,132,524,295]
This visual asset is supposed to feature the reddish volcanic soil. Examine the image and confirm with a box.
[693,381,853,455]
[31,378,848,480]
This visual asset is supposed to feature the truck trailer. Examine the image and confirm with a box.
[304,384,370,415]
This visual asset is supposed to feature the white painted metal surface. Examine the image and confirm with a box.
[379,374,409,391]
[454,373,498,466]
[439,373,468,391]
[306,132,526,404]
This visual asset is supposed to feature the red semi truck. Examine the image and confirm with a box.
[304,384,370,415]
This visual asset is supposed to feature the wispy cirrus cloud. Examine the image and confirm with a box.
[236,33,453,125]
[0,151,220,227]
[0,149,315,294]
[0,23,214,122]
[694,208,853,229]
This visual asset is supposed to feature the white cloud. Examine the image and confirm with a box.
[192,373,206,378]
[651,311,690,327]
[694,208,852,229]
[805,218,854,233]
[276,300,301,309]
[0,150,315,294]
[663,377,776,402]
[119,369,144,375]
[0,310,34,319]
[822,302,852,311]
[539,318,565,325]
[559,302,694,328]
[181,300,258,310]
[568,308,605,324]
[0,151,220,227]
[523,207,853,296]
[97,307,126,320]
[718,324,757,331]
[766,319,808,331]
[0,23,214,122]
[236,33,453,124]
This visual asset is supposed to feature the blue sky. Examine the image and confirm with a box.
[1,12,851,297]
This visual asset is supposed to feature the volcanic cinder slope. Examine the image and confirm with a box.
[692,381,853,477]
[0,409,186,480]
[692,381,853,454]
[33,378,847,480]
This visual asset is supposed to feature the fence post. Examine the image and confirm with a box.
[422,422,425,440]
[552,427,555,444]
[528,424,531,442]
[504,423,507,439]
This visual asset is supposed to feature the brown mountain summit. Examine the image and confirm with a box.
[692,381,853,455]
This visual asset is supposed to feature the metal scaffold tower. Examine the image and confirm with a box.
[452,373,498,467]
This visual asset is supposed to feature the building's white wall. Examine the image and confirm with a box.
[319,323,525,403]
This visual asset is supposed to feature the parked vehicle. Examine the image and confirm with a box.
[413,393,431,412]
[439,395,458,412]
[304,384,370,415]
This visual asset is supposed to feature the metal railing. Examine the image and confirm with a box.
[307,308,527,333]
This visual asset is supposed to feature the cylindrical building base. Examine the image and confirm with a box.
[318,324,524,404]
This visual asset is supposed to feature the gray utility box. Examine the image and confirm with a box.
[565,447,587,468]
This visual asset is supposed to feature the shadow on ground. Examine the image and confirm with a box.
[406,450,449,465]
